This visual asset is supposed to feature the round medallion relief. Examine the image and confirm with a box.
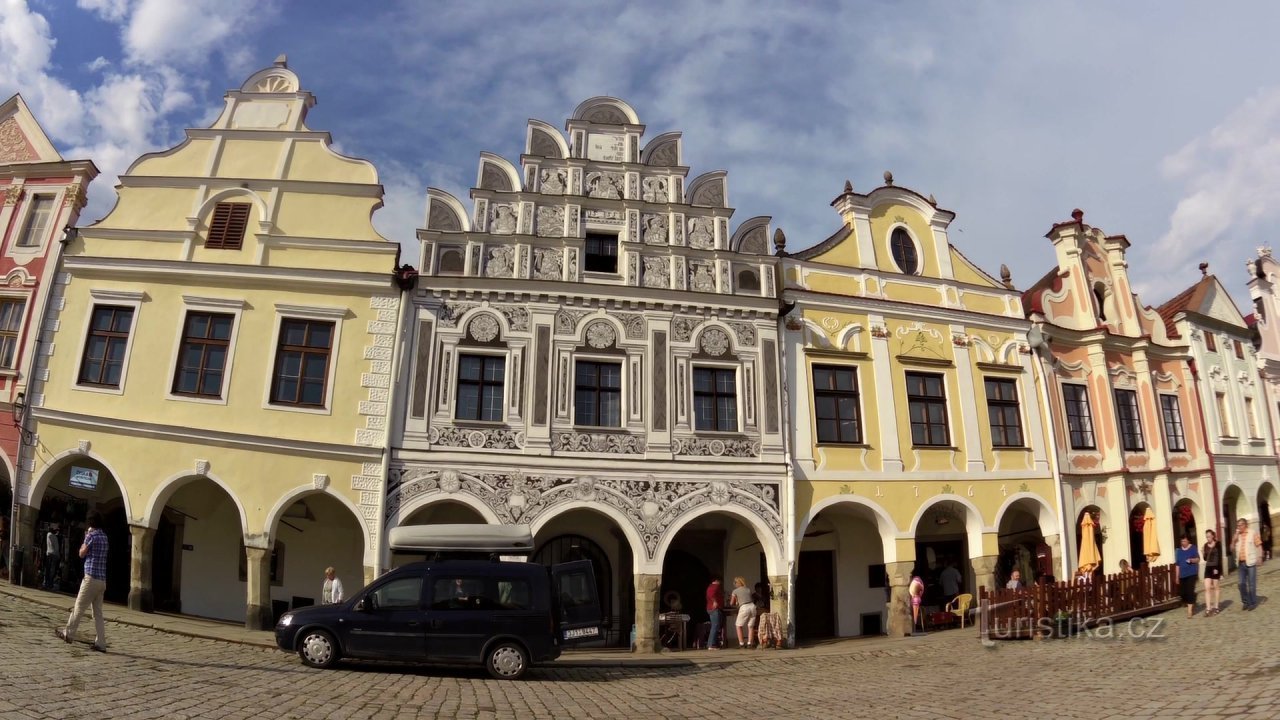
[708,439,727,456]
[469,314,500,342]
[467,430,487,448]
[700,328,730,356]
[585,321,617,349]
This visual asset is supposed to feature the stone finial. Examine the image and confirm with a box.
[274,54,288,67]
[773,228,787,254]
[927,194,937,206]
[1259,245,1273,259]
[883,171,894,186]
[843,179,853,194]
[999,263,1013,288]
[1199,262,1209,277]
[1071,208,1084,223]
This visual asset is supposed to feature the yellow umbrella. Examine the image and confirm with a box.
[1078,512,1102,573]
[1142,507,1160,562]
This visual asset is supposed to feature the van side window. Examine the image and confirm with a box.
[496,579,532,610]
[368,576,422,610]
[430,576,492,610]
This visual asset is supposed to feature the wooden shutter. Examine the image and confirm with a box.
[206,202,252,249]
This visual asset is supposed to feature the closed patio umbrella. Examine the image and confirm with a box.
[1142,507,1160,562]
[1078,513,1102,573]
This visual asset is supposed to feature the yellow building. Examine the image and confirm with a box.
[14,58,406,629]
[781,177,1061,638]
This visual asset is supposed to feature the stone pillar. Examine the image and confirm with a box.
[1043,533,1062,581]
[971,555,999,596]
[363,565,377,587]
[769,574,791,648]
[244,546,273,630]
[11,503,36,587]
[632,573,660,652]
[127,525,155,613]
[886,561,914,637]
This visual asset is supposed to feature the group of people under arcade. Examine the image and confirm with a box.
[696,576,783,650]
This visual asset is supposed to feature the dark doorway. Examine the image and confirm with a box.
[533,534,615,642]
[661,548,711,623]
[1129,505,1148,571]
[795,550,835,639]
[153,513,184,612]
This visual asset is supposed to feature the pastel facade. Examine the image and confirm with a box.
[1245,250,1280,542]
[1024,212,1213,578]
[782,179,1059,639]
[14,60,405,629]
[390,97,788,650]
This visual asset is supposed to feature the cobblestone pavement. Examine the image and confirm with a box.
[3,588,1280,720]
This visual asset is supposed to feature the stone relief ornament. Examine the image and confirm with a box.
[555,309,590,335]
[674,436,761,458]
[491,204,518,235]
[485,245,515,278]
[468,314,501,342]
[727,321,757,347]
[627,174,639,201]
[0,118,37,163]
[438,302,480,328]
[607,311,645,340]
[553,432,647,454]
[586,172,624,199]
[440,469,462,493]
[642,177,668,202]
[428,203,462,231]
[533,248,563,280]
[689,261,716,293]
[494,305,530,332]
[699,328,731,356]
[642,214,668,245]
[585,320,618,349]
[688,217,715,249]
[584,208,624,225]
[428,425,525,450]
[643,257,670,288]
[536,206,565,237]
[540,169,567,195]
[647,141,678,167]
[673,316,705,342]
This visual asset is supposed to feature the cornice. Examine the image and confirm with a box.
[61,255,395,291]
[782,288,1029,332]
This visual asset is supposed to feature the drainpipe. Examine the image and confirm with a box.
[776,266,798,646]
[373,264,418,577]
[1187,358,1223,545]
[1033,348,1072,582]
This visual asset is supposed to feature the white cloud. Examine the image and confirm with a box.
[122,0,257,68]
[0,0,85,141]
[85,56,111,72]
[76,0,129,23]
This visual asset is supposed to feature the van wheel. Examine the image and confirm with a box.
[485,642,528,680]
[298,629,340,669]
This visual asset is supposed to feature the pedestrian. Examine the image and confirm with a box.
[1202,529,1223,616]
[729,576,757,648]
[705,578,723,650]
[1005,568,1024,591]
[43,524,61,591]
[939,560,962,605]
[1118,559,1131,573]
[1234,518,1263,611]
[322,566,344,605]
[908,572,925,632]
[1175,534,1199,618]
[55,510,108,652]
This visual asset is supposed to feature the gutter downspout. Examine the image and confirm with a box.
[374,264,417,578]
[776,261,798,647]
[1033,344,1072,582]
[1187,358,1223,545]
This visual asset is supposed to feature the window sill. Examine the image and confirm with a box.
[167,392,228,406]
[692,430,747,437]
[264,401,332,416]
[572,426,627,432]
[74,382,125,396]
[816,442,869,448]
[0,368,18,379]
[452,420,509,428]
[992,445,1030,451]
[911,445,959,451]
[1068,446,1098,452]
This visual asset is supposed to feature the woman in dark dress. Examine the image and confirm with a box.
[1202,529,1223,616]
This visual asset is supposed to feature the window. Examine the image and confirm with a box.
[172,312,233,397]
[456,354,505,421]
[1246,397,1260,437]
[574,360,621,427]
[1216,392,1232,436]
[812,365,862,444]
[1205,332,1217,352]
[1062,384,1095,450]
[1234,339,1245,360]
[890,228,918,275]
[584,232,618,273]
[0,299,25,369]
[496,579,532,610]
[985,378,1024,448]
[905,371,949,446]
[1113,388,1144,451]
[1160,394,1186,452]
[78,305,134,387]
[429,577,491,611]
[205,202,251,250]
[17,194,54,247]
[693,367,738,432]
[269,319,333,407]
[367,576,423,610]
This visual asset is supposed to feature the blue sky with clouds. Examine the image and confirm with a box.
[6,0,1280,311]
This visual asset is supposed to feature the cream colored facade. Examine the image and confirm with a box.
[14,59,404,628]
[782,179,1060,639]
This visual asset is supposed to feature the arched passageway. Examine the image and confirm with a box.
[150,477,245,622]
[532,508,634,648]
[31,457,128,601]
[796,502,889,638]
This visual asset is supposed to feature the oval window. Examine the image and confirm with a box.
[890,228,918,275]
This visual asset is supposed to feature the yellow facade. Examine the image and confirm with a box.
[782,181,1060,639]
[16,60,402,629]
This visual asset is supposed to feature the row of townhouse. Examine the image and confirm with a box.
[4,61,1279,649]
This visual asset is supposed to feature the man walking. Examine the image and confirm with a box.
[705,578,723,650]
[43,524,61,591]
[55,510,108,652]
[1234,517,1263,611]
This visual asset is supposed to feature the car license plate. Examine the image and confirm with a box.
[564,626,599,640]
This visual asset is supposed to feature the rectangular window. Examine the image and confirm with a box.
[1246,397,1260,437]
[985,377,1024,448]
[17,194,55,247]
[1234,339,1245,360]
[205,202,252,250]
[693,367,738,432]
[574,360,622,427]
[78,305,134,388]
[269,319,333,407]
[1113,388,1144,451]
[812,365,862,444]
[1160,394,1187,452]
[583,232,618,273]
[0,299,25,369]
[905,371,949,447]
[1217,392,1232,436]
[172,312,234,397]
[1062,384,1095,450]
[430,576,493,611]
[456,354,505,422]
[1204,332,1217,352]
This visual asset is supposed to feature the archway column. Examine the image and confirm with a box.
[128,524,155,613]
[885,560,914,637]
[632,573,660,652]
[1043,533,1062,580]
[971,554,999,595]
[769,573,790,648]
[11,503,36,587]
[244,545,272,630]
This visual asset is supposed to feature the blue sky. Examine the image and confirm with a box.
[5,0,1280,311]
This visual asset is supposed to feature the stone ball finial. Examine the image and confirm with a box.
[773,228,787,254]
[883,171,894,186]
[274,54,288,68]
[928,194,937,206]
[1071,208,1084,223]
[843,179,853,194]
[1000,263,1012,287]
[1199,262,1209,277]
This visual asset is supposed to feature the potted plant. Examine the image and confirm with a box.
[1053,610,1073,639]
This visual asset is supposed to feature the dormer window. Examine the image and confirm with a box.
[890,228,918,275]
[1092,283,1107,322]
[205,202,251,250]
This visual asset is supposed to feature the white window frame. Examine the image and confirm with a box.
[983,374,1026,449]
[1245,396,1261,439]
[164,296,246,406]
[452,348,510,424]
[261,303,346,416]
[571,354,626,429]
[690,361,743,434]
[72,290,145,396]
[886,222,923,276]
[1216,391,1233,438]
[810,361,866,445]
[0,292,29,376]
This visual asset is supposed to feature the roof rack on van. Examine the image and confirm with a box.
[388,524,534,554]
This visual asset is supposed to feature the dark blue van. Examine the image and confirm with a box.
[274,525,601,679]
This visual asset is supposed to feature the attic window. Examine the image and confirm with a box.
[1205,332,1217,352]
[1234,339,1245,360]
[205,202,252,250]
[890,228,918,275]
[1092,283,1107,321]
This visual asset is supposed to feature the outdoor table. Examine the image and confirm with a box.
[658,612,689,650]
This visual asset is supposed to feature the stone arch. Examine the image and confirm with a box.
[692,322,741,359]
[263,485,372,564]
[195,188,269,229]
[641,131,681,166]
[1173,495,1204,543]
[686,171,728,208]
[1222,482,1251,526]
[476,152,521,192]
[572,97,639,126]
[796,494,899,564]
[425,187,469,232]
[391,490,504,530]
[530,501,646,574]
[1256,481,1280,521]
[994,492,1059,538]
[28,448,133,521]
[907,494,987,556]
[526,120,569,159]
[575,314,628,351]
[142,470,250,539]
[240,65,299,94]
[729,216,771,255]
[654,503,783,576]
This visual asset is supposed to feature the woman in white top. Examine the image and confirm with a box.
[322,567,344,605]
[729,576,758,648]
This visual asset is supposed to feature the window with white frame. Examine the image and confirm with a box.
[984,377,1023,448]
[906,371,949,446]
[268,319,333,407]
[693,366,738,432]
[1113,388,1144,452]
[1062,383,1095,450]
[1160,394,1186,452]
[812,364,862,444]
[0,299,24,369]
[1245,396,1260,437]
[455,354,505,422]
[574,360,622,427]
[1216,392,1232,436]
[17,194,55,247]
[172,311,234,398]
[78,305,135,388]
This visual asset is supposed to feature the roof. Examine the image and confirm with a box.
[1155,275,1215,339]
[1021,266,1062,317]
[790,223,852,260]
[388,524,534,553]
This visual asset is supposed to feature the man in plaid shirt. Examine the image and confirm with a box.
[55,510,109,652]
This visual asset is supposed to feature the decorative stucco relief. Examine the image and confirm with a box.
[428,425,526,449]
[553,432,647,454]
[673,436,761,458]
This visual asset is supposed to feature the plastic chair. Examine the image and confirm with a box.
[946,593,974,628]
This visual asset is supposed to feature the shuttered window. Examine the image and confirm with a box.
[205,202,251,250]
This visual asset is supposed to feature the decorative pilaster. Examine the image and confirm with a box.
[971,554,999,596]
[244,546,273,630]
[127,525,155,613]
[11,504,37,587]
